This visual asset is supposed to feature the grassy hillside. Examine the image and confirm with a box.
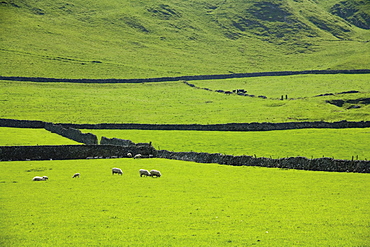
[1,0,369,79]
[1,74,369,124]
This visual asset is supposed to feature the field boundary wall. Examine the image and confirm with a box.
[1,69,370,83]
[1,145,368,173]
[0,145,157,161]
[100,136,135,146]
[60,120,370,131]
[1,118,370,172]
[0,118,45,128]
[1,118,370,131]
[100,136,153,147]
[0,145,370,173]
[45,123,98,145]
[157,150,370,173]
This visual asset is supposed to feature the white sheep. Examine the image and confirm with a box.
[32,176,48,181]
[139,169,151,177]
[112,167,123,175]
[127,153,133,158]
[72,173,80,178]
[134,154,142,159]
[150,170,161,178]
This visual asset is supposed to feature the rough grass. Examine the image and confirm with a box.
[0,0,369,79]
[194,74,370,99]
[0,127,81,146]
[1,74,369,124]
[0,159,369,246]
[83,128,370,161]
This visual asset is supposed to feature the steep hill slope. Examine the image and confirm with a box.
[1,0,369,78]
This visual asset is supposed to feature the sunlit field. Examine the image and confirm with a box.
[83,128,370,160]
[1,1,370,245]
[1,159,369,246]
[0,127,80,146]
[1,73,369,124]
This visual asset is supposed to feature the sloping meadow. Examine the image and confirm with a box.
[0,158,369,246]
[1,73,369,124]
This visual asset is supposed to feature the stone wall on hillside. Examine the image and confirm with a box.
[1,118,369,173]
[101,136,153,148]
[59,120,370,131]
[0,145,156,161]
[1,118,370,131]
[1,69,370,83]
[1,145,368,173]
[157,150,370,173]
[0,118,45,128]
[45,123,98,145]
[100,136,135,146]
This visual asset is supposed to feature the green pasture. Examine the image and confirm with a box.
[1,126,369,160]
[0,158,369,246]
[1,0,369,245]
[194,74,370,99]
[0,127,81,146]
[1,74,369,124]
[83,128,370,161]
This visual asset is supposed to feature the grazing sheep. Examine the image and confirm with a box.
[127,153,133,158]
[112,168,123,175]
[134,154,142,159]
[32,176,48,181]
[150,170,161,178]
[139,169,151,177]
[72,173,80,178]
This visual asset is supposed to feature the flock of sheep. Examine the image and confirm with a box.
[31,152,161,181]
[112,167,162,177]
[32,168,161,181]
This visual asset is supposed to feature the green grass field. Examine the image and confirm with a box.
[0,127,81,146]
[1,74,369,124]
[82,128,370,160]
[1,0,370,245]
[194,74,370,99]
[0,158,369,246]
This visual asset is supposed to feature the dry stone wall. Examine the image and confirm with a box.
[100,136,153,148]
[1,119,370,131]
[0,118,45,128]
[157,150,370,173]
[45,123,98,145]
[0,145,157,161]
[1,69,370,83]
[100,136,135,146]
[1,118,369,173]
[59,120,370,131]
